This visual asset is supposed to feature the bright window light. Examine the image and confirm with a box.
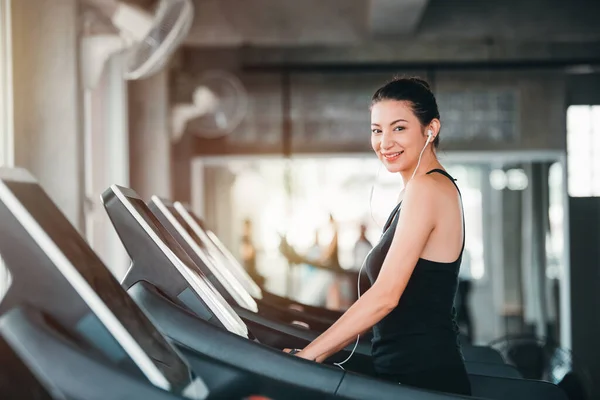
[567,105,600,197]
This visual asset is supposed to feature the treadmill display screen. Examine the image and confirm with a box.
[123,196,249,338]
[4,181,195,393]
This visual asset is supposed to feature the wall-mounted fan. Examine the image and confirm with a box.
[81,0,194,89]
[171,70,248,142]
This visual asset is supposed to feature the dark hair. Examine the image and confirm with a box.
[371,76,441,148]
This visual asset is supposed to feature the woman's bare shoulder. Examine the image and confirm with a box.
[405,172,459,206]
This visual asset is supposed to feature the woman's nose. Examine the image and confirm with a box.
[380,130,393,150]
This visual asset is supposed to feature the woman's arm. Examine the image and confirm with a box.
[286,332,368,363]
[314,328,370,363]
[295,177,438,362]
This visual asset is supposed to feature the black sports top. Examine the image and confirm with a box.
[365,169,465,375]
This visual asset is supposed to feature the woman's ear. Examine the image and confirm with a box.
[428,119,441,141]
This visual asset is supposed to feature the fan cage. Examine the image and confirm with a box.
[125,0,193,80]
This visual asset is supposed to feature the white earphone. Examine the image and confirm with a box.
[426,129,434,144]
[410,129,434,182]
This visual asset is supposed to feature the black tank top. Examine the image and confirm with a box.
[365,169,465,375]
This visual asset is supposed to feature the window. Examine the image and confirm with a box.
[567,105,600,196]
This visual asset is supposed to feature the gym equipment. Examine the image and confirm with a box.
[0,167,203,399]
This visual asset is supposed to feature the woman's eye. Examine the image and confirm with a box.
[371,129,382,134]
[393,126,405,131]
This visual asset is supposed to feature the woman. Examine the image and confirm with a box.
[285,77,471,396]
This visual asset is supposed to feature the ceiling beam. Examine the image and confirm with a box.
[233,40,600,71]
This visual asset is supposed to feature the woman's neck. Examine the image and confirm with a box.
[400,150,441,185]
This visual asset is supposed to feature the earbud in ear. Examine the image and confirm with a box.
[426,130,434,144]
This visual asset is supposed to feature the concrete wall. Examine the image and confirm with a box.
[10,0,84,230]
[175,65,568,155]
[435,70,567,151]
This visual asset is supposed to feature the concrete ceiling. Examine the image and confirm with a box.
[184,0,369,46]
[183,0,432,46]
[180,0,600,47]
[368,0,430,36]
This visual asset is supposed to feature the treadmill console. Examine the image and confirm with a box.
[0,168,205,399]
[102,185,249,339]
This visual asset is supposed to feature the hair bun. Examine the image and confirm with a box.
[409,77,432,91]
[389,75,432,91]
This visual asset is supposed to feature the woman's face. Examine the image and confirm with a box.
[370,100,428,174]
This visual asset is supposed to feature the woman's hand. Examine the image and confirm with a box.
[283,348,318,362]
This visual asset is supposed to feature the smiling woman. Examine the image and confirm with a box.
[286,77,471,396]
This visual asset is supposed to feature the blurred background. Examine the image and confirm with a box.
[0,0,599,396]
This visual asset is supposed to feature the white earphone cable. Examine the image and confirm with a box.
[333,257,367,370]
[410,132,433,182]
[368,164,383,230]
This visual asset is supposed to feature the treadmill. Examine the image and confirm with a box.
[0,167,204,400]
[103,184,485,400]
[102,185,568,400]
